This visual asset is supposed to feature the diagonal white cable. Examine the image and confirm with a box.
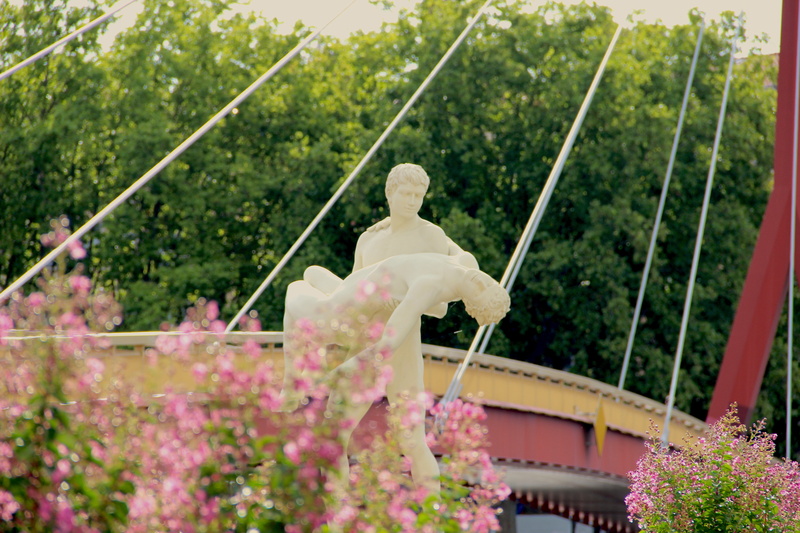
[617,21,705,391]
[661,14,742,447]
[788,0,799,459]
[0,0,140,82]
[224,0,497,333]
[0,0,358,303]
[440,24,623,408]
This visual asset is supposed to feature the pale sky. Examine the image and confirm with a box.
[235,0,783,55]
[12,0,786,55]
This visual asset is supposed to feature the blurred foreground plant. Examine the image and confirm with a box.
[0,219,508,532]
[626,405,800,532]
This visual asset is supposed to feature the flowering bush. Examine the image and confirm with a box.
[0,219,509,532]
[626,405,800,532]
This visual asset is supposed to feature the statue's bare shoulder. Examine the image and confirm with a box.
[416,219,448,241]
[366,216,447,241]
[365,217,391,233]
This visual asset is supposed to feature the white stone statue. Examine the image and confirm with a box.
[281,163,509,493]
[283,253,510,491]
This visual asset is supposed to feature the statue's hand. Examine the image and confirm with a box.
[367,217,391,232]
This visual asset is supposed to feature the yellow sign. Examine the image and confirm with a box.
[594,400,607,456]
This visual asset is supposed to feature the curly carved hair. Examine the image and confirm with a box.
[463,276,511,326]
[385,163,430,199]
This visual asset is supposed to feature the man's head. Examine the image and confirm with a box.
[385,163,430,199]
[385,163,429,220]
[462,270,511,326]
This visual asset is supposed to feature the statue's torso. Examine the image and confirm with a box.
[359,221,449,268]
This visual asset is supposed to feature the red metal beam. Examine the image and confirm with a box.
[708,0,799,424]
[347,402,645,478]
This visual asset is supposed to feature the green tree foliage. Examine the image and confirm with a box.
[2,0,794,452]
[0,0,112,288]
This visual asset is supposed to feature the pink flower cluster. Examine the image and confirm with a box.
[40,217,87,260]
[0,221,510,532]
[627,405,800,532]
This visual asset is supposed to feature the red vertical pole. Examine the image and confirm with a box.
[708,0,800,424]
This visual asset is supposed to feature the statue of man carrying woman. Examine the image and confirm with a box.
[281,163,510,492]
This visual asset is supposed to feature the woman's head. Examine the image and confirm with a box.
[462,271,510,326]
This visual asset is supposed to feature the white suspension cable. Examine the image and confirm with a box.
[440,24,623,407]
[662,14,741,447]
[0,0,140,82]
[0,1,358,303]
[224,0,497,333]
[617,21,705,391]
[788,0,800,459]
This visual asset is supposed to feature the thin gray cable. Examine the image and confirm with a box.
[617,21,705,391]
[0,1,357,303]
[788,1,799,459]
[442,24,623,407]
[225,0,497,333]
[662,15,741,447]
[0,0,139,82]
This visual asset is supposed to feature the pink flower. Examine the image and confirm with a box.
[53,458,71,485]
[455,508,472,529]
[332,504,358,525]
[88,440,107,462]
[0,490,19,521]
[86,357,104,376]
[206,301,219,321]
[57,311,81,328]
[40,229,68,248]
[239,316,261,332]
[69,275,92,295]
[155,334,177,356]
[0,442,13,476]
[215,352,235,380]
[400,407,423,429]
[366,322,385,340]
[0,313,12,345]
[295,428,314,451]
[258,388,283,411]
[208,319,226,338]
[378,470,400,492]
[128,491,156,519]
[192,363,209,382]
[27,292,45,308]
[293,377,312,393]
[54,501,75,532]
[284,442,301,464]
[199,495,220,524]
[355,280,377,302]
[387,498,417,530]
[253,362,274,385]
[67,239,86,259]
[242,339,261,359]
[295,318,316,336]
[471,505,500,532]
[317,441,342,462]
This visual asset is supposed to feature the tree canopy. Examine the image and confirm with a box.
[1,0,793,455]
